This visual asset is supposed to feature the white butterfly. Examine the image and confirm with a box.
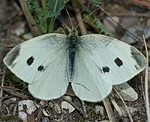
[3,32,147,102]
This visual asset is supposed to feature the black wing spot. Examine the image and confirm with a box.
[37,65,44,72]
[134,65,139,70]
[114,57,123,67]
[102,66,110,73]
[27,56,34,65]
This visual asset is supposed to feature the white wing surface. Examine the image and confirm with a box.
[4,33,69,100]
[72,50,112,102]
[72,34,146,102]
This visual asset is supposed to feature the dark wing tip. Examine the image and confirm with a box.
[3,45,21,67]
[130,46,147,69]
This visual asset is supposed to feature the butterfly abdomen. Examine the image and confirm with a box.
[67,35,80,81]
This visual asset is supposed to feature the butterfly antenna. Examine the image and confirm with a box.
[74,7,100,31]
[65,6,73,30]
[98,6,141,42]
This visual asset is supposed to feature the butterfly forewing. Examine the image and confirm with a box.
[79,34,147,85]
[4,33,70,100]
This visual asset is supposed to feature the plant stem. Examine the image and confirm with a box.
[19,0,41,36]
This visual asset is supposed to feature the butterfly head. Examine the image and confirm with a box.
[68,29,78,41]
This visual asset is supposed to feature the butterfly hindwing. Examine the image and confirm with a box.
[72,49,112,102]
[3,33,69,100]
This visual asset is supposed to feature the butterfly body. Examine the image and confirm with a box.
[67,33,80,80]
[3,33,147,102]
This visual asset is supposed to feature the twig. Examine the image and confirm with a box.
[103,97,116,122]
[110,13,150,18]
[98,6,142,43]
[143,35,150,122]
[81,100,88,118]
[0,86,29,99]
[110,95,123,116]
[18,0,41,36]
[114,88,133,122]
[13,105,17,115]
[145,67,150,121]
[0,71,4,75]
[36,106,43,122]
[0,67,6,107]
[132,0,150,8]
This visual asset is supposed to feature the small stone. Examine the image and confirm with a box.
[95,105,104,115]
[147,19,150,26]
[54,103,61,114]
[23,33,33,40]
[40,100,46,106]
[48,102,54,108]
[43,109,50,117]
[42,117,50,122]
[99,120,109,122]
[18,100,36,122]
[10,97,17,102]
[61,101,75,113]
[13,23,25,36]
[63,95,72,101]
